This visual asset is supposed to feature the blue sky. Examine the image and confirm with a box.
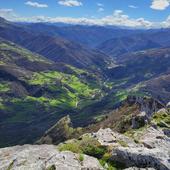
[0,0,170,28]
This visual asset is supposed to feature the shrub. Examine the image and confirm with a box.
[78,153,84,162]
[58,142,81,153]
[82,145,107,159]
[47,165,56,170]
[117,140,128,147]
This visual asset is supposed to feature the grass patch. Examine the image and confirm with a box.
[5,97,46,122]
[58,135,105,156]
[59,141,81,153]
[47,165,56,170]
[58,135,125,170]
[7,160,14,170]
[28,71,102,109]
[124,125,148,141]
[0,61,5,65]
[0,82,10,93]
[0,97,5,110]
[0,42,50,63]
[115,90,128,102]
[117,140,128,147]
[5,95,77,123]
[66,65,87,75]
[29,71,99,98]
[99,152,125,170]
[78,153,84,162]
[152,111,170,128]
[94,115,107,123]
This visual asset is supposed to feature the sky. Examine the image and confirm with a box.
[0,0,170,28]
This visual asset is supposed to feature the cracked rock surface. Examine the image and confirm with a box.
[92,127,170,170]
[0,144,103,170]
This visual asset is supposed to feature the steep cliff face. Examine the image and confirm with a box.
[127,96,164,116]
[36,115,76,145]
[127,96,164,129]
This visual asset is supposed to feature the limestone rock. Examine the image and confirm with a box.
[124,167,156,170]
[131,112,147,129]
[127,96,164,118]
[91,127,170,170]
[127,96,165,129]
[91,128,137,147]
[128,96,164,118]
[113,127,170,170]
[113,146,169,170]
[166,102,170,108]
[0,145,103,170]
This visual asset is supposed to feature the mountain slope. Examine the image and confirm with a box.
[0,17,114,70]
[139,74,170,104]
[21,34,114,70]
[97,34,162,58]
[24,23,144,47]
[106,47,170,83]
[0,38,110,147]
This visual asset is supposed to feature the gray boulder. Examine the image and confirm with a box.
[113,146,169,170]
[124,167,156,170]
[0,145,103,170]
[91,128,137,147]
[112,126,170,170]
[91,127,170,170]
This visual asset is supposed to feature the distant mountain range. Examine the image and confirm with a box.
[24,23,144,47]
[97,29,170,58]
[0,17,114,70]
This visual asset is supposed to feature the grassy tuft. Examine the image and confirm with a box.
[0,82,10,93]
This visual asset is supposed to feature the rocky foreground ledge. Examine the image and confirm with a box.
[0,103,170,170]
[0,125,169,170]
[91,127,170,170]
[0,145,103,170]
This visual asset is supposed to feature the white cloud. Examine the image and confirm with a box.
[18,10,153,28]
[128,5,138,9]
[58,0,82,7]
[1,8,170,29]
[98,7,104,12]
[161,15,170,27]
[150,0,170,10]
[97,3,104,12]
[0,9,18,20]
[25,1,48,8]
[99,10,153,28]
[97,3,104,7]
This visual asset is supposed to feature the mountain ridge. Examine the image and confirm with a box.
[0,17,114,71]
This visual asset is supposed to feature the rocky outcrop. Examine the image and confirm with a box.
[128,96,164,116]
[0,125,169,170]
[91,128,137,147]
[113,146,169,170]
[91,127,170,170]
[0,106,169,170]
[36,115,75,145]
[124,168,156,170]
[0,145,103,170]
[166,102,170,108]
[127,96,164,129]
